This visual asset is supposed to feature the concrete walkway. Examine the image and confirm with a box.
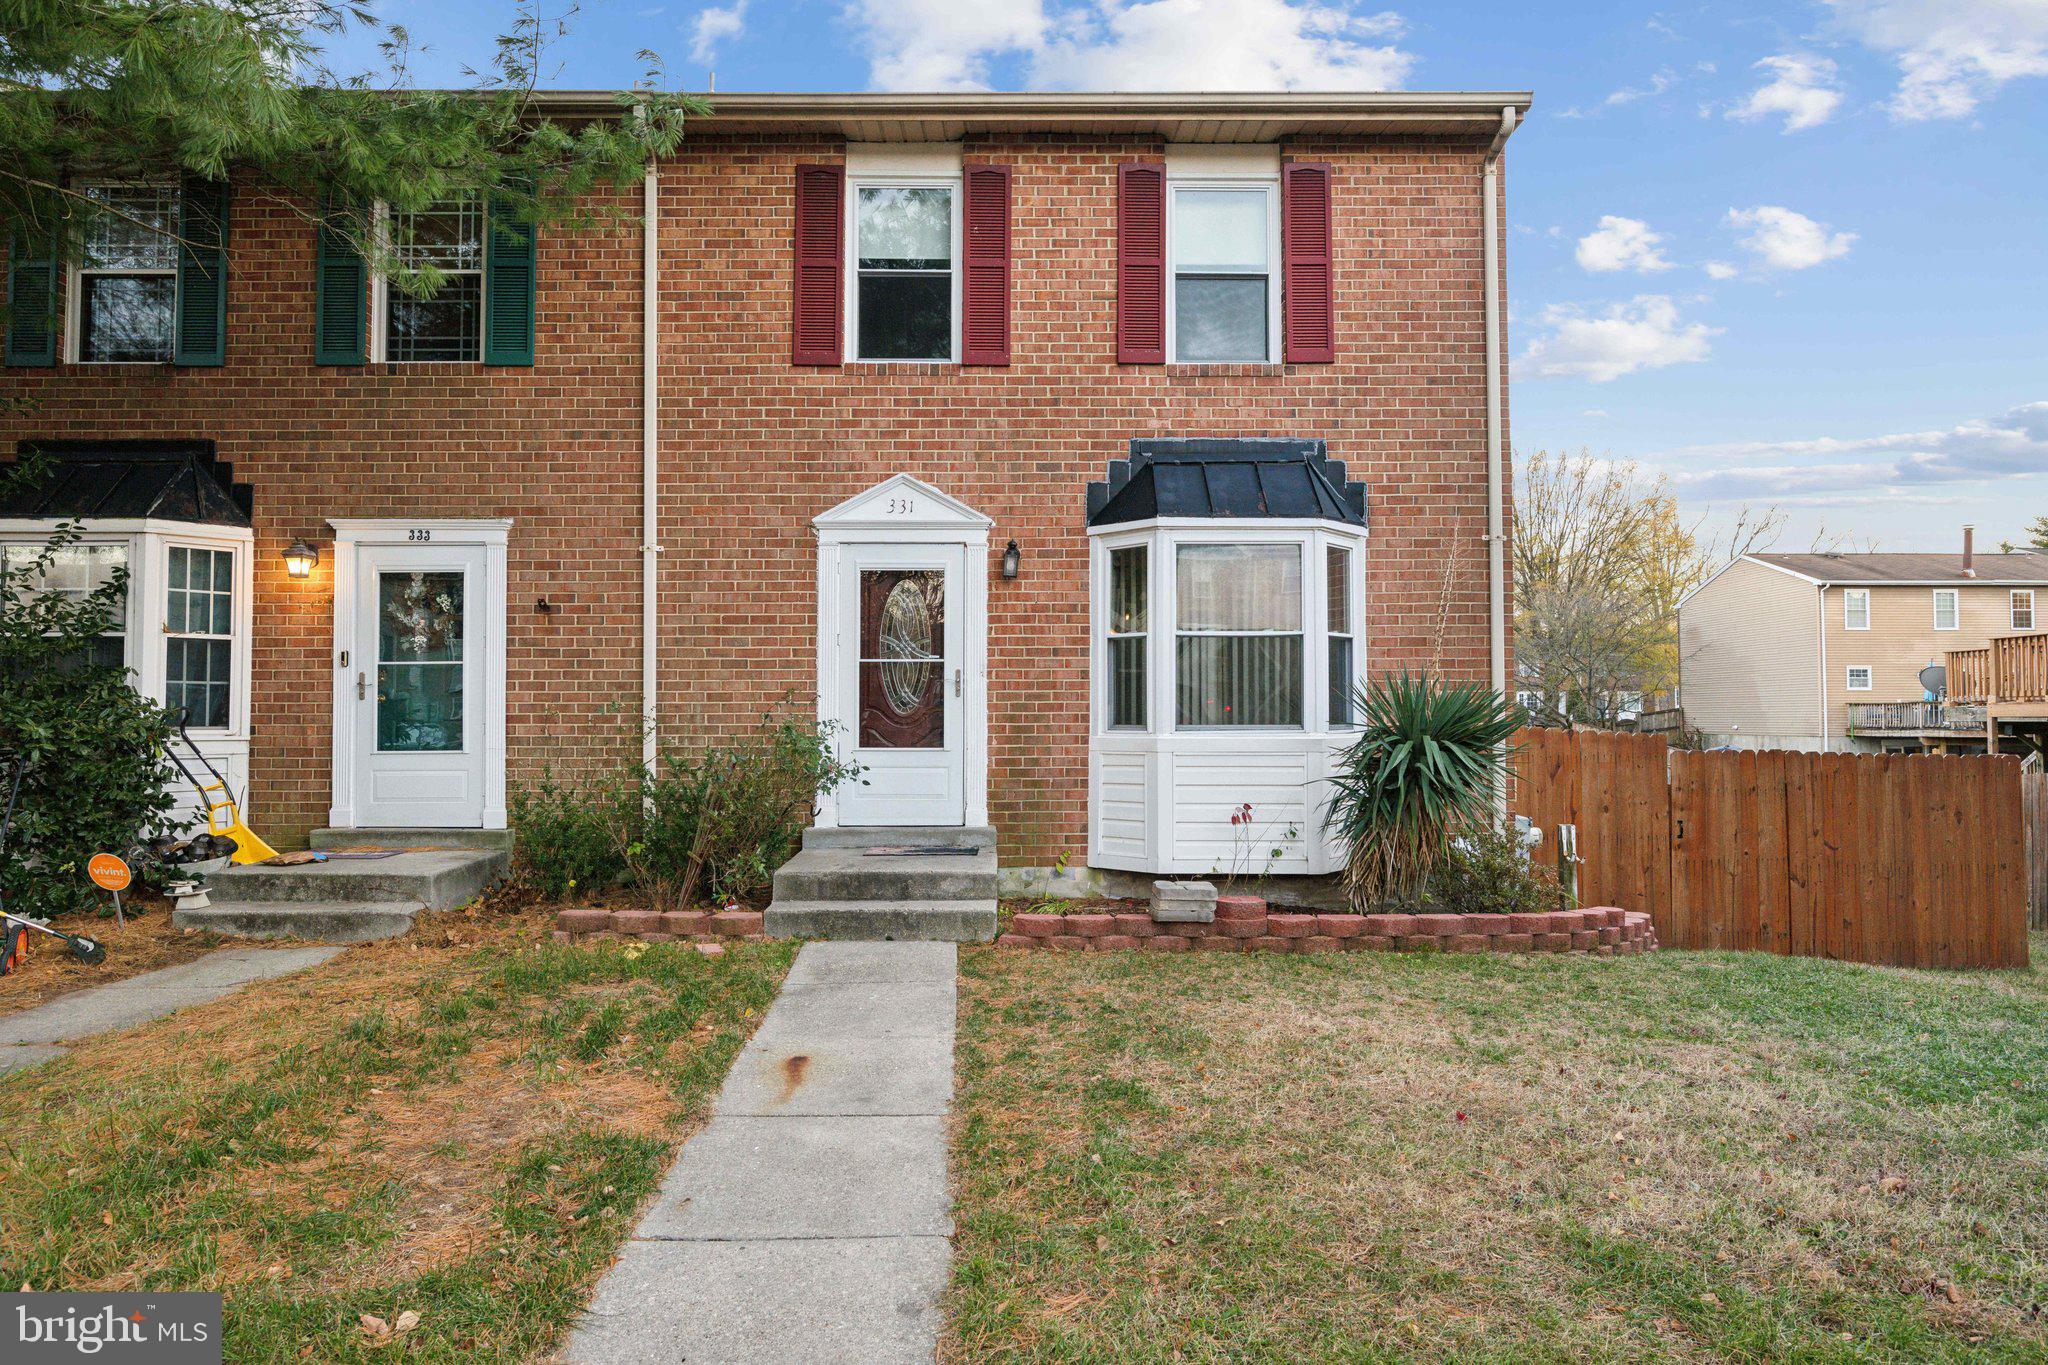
[0,946,346,1076]
[564,940,957,1364]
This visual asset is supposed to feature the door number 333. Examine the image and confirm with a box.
[406,529,433,542]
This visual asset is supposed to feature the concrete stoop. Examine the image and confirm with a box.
[174,847,509,943]
[767,828,998,942]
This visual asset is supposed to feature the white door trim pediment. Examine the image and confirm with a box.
[813,474,995,544]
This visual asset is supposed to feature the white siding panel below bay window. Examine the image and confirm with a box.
[1094,750,1152,866]
[1169,747,1314,874]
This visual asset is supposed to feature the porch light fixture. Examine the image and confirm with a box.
[282,539,320,580]
[1001,539,1021,580]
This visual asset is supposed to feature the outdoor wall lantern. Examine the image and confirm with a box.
[1001,539,1021,580]
[282,539,320,580]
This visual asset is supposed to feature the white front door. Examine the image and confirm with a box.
[834,542,967,827]
[349,542,488,827]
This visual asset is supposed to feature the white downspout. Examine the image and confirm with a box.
[641,150,661,774]
[1816,583,1830,748]
[1483,106,1515,706]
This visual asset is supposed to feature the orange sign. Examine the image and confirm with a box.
[88,853,132,893]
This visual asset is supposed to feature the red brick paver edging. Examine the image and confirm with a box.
[554,907,768,949]
[996,899,1657,956]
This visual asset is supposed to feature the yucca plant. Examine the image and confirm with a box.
[1324,674,1520,911]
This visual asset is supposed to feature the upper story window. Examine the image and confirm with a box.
[2014,589,2036,631]
[72,183,179,363]
[1843,588,1870,630]
[1169,182,1279,364]
[851,183,957,362]
[378,195,485,363]
[1933,588,1960,631]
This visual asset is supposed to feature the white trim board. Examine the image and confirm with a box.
[325,518,512,831]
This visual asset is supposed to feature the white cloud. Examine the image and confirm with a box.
[1703,260,1739,280]
[689,0,748,64]
[845,0,1413,92]
[1518,295,1719,384]
[1653,401,2048,500]
[1604,68,1678,107]
[1726,206,1856,271]
[1575,216,1673,274]
[1726,53,1843,131]
[1828,0,2048,121]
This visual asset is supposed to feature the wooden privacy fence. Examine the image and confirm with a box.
[2026,771,2048,932]
[1509,728,2029,969]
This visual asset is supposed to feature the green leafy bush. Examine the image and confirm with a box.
[509,717,861,907]
[1,486,180,918]
[1428,824,1569,917]
[1324,673,1520,911]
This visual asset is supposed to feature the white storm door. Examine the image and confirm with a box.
[835,543,967,827]
[351,543,488,827]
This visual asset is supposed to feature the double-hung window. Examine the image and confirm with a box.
[165,545,234,728]
[1843,588,1870,630]
[1169,182,1279,363]
[1107,546,1148,729]
[2013,589,2036,631]
[852,183,956,361]
[1933,588,1960,631]
[1327,546,1356,725]
[379,194,485,362]
[0,541,128,670]
[1175,543,1304,727]
[72,183,179,362]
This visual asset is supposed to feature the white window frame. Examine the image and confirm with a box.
[1165,176,1283,366]
[161,539,241,734]
[843,175,962,365]
[64,179,181,366]
[1842,588,1870,631]
[1932,588,1960,631]
[1104,543,1150,731]
[368,196,489,365]
[2013,589,2036,631]
[1846,665,1873,692]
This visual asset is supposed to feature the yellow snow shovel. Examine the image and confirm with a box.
[168,719,278,865]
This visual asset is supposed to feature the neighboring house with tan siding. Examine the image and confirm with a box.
[1678,536,2048,752]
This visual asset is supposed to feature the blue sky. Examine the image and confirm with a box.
[332,0,2048,552]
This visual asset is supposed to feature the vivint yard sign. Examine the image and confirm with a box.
[9,1294,220,1363]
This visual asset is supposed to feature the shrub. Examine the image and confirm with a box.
[1,481,181,918]
[1428,824,1569,917]
[1324,673,1520,911]
[509,716,861,907]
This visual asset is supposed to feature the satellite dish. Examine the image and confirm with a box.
[1919,664,1946,697]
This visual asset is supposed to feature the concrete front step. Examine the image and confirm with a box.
[764,899,998,943]
[209,848,509,910]
[309,827,514,851]
[800,824,995,852]
[771,847,997,903]
[172,901,423,943]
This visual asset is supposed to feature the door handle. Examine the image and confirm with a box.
[954,667,962,698]
[357,671,367,701]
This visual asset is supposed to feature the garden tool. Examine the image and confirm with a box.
[166,717,278,865]
[0,755,106,972]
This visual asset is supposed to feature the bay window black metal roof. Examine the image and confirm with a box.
[1,440,252,527]
[1087,438,1368,527]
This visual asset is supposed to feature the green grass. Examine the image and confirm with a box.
[0,924,794,1362]
[947,936,2048,1363]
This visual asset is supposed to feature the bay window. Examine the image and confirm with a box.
[1327,545,1355,725]
[1174,543,1302,726]
[1107,545,1148,729]
[0,541,128,669]
[165,545,235,727]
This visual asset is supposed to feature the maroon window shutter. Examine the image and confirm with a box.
[792,163,844,366]
[961,164,1012,366]
[1282,161,1334,363]
[1116,162,1166,365]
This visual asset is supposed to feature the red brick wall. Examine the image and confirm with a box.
[1,131,1509,866]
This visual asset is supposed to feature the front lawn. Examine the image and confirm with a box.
[0,916,793,1362]
[949,938,2048,1362]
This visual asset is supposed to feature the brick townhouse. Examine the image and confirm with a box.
[0,91,1528,884]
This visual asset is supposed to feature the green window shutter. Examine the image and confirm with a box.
[6,230,59,366]
[313,196,367,366]
[174,176,229,366]
[483,187,535,366]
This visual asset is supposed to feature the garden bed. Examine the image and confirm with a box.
[997,896,1657,955]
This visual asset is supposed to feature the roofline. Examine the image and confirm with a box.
[526,89,1534,136]
[1675,553,1818,613]
[1678,554,2048,613]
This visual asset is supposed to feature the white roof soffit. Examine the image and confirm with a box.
[525,90,1536,142]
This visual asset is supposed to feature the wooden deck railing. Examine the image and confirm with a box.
[1950,634,2048,705]
[1846,701,1987,733]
